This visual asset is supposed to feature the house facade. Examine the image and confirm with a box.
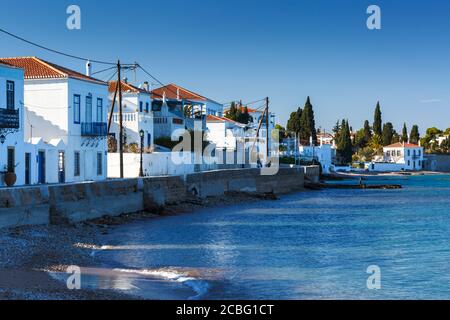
[108,80,154,150]
[368,142,424,171]
[0,57,109,184]
[206,114,246,150]
[0,62,26,186]
[151,84,223,139]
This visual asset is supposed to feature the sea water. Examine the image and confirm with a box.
[90,175,450,300]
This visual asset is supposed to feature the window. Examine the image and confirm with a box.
[418,150,421,156]
[139,101,143,113]
[97,152,103,176]
[74,151,80,177]
[145,102,149,113]
[147,133,151,148]
[407,150,410,157]
[97,98,103,122]
[6,81,15,109]
[85,96,92,123]
[73,95,81,124]
[408,160,411,166]
[7,147,15,173]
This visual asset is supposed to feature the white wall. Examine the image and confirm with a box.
[24,77,108,184]
[107,152,218,178]
[0,64,25,186]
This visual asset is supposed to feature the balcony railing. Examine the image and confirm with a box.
[81,122,107,137]
[0,108,20,129]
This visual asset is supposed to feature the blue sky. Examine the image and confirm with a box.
[1,0,450,134]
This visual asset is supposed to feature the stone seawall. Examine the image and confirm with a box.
[0,167,315,229]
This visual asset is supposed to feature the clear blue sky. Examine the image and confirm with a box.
[1,0,450,134]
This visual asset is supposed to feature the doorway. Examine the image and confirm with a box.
[25,153,31,185]
[38,150,46,184]
[58,151,65,183]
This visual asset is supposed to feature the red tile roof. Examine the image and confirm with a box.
[0,57,106,85]
[151,83,208,101]
[108,80,150,94]
[385,142,421,148]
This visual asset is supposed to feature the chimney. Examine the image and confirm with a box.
[177,88,180,100]
[143,81,149,91]
[123,77,128,84]
[85,60,92,77]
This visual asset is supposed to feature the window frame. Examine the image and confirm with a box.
[73,94,81,124]
[74,151,81,177]
[6,81,15,110]
[97,98,103,123]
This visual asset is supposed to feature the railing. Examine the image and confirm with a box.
[0,108,20,129]
[81,122,107,136]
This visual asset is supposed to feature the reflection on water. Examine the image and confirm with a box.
[87,175,450,299]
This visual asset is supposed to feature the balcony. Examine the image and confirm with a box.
[81,122,107,137]
[0,108,20,129]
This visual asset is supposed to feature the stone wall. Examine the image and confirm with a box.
[0,166,315,229]
[423,154,450,172]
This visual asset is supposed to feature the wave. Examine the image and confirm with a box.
[113,268,210,299]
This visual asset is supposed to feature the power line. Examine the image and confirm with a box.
[0,27,134,66]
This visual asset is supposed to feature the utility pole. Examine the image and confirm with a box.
[117,60,124,178]
[265,97,269,161]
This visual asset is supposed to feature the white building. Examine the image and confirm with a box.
[368,142,424,171]
[0,57,109,184]
[206,114,246,150]
[0,61,26,186]
[108,80,154,150]
[298,144,336,174]
[151,84,223,139]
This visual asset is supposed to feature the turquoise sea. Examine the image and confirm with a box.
[87,175,450,300]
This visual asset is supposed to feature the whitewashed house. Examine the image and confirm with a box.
[151,84,223,139]
[299,143,336,174]
[108,80,154,150]
[0,61,26,186]
[206,114,246,150]
[368,142,424,171]
[0,57,109,184]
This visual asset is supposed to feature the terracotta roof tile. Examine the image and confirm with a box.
[0,57,106,85]
[385,142,421,148]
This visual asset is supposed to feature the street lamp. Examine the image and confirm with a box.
[139,130,144,177]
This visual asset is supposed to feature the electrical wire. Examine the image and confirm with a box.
[0,27,134,66]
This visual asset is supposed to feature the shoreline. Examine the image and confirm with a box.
[325,171,448,179]
[0,191,283,300]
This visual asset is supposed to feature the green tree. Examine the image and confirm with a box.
[373,101,382,137]
[286,107,302,135]
[363,120,372,142]
[237,106,252,124]
[382,122,394,146]
[336,120,353,165]
[401,123,408,143]
[225,102,238,121]
[410,125,420,144]
[299,96,317,145]
[275,124,287,140]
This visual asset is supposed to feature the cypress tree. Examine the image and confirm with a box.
[373,101,382,137]
[336,120,353,165]
[363,120,372,143]
[382,122,394,146]
[410,125,420,144]
[401,123,408,143]
[299,97,317,145]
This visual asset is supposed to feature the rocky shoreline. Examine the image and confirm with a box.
[0,191,280,300]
